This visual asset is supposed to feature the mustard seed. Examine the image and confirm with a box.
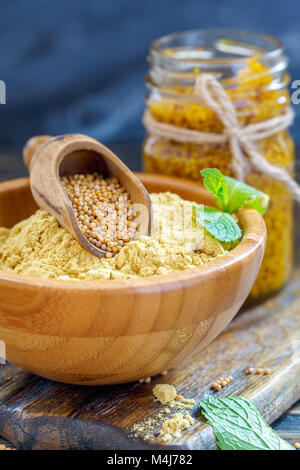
[212,376,233,391]
[213,384,221,391]
[61,172,137,256]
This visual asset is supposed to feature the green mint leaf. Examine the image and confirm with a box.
[194,205,242,243]
[201,168,269,215]
[200,395,295,451]
[223,175,270,214]
[200,168,228,211]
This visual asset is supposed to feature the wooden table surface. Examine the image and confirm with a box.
[0,143,298,450]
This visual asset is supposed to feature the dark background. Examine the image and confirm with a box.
[0,0,300,156]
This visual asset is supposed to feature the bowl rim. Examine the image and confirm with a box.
[0,176,266,291]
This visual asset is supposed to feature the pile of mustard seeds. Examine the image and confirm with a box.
[61,173,137,258]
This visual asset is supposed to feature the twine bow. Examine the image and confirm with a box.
[143,73,300,201]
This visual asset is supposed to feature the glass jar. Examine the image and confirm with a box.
[143,30,294,301]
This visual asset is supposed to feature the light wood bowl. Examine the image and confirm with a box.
[0,174,266,385]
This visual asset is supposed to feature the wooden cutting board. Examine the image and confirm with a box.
[0,270,299,450]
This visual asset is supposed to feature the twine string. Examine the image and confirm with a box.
[143,73,300,201]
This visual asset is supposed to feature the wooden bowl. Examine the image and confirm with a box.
[0,174,266,385]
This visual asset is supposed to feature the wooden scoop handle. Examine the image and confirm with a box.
[22,133,152,258]
[23,135,52,170]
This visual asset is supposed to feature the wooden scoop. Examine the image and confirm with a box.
[23,134,152,258]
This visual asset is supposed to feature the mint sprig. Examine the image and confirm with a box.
[200,395,294,451]
[194,206,242,243]
[201,168,269,215]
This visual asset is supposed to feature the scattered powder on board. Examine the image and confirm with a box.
[131,384,196,442]
[153,384,177,404]
[159,412,195,442]
[153,384,196,409]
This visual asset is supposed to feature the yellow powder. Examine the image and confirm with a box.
[153,383,196,409]
[159,412,195,442]
[131,383,196,443]
[0,444,15,451]
[131,410,194,443]
[153,384,177,404]
[0,192,226,280]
